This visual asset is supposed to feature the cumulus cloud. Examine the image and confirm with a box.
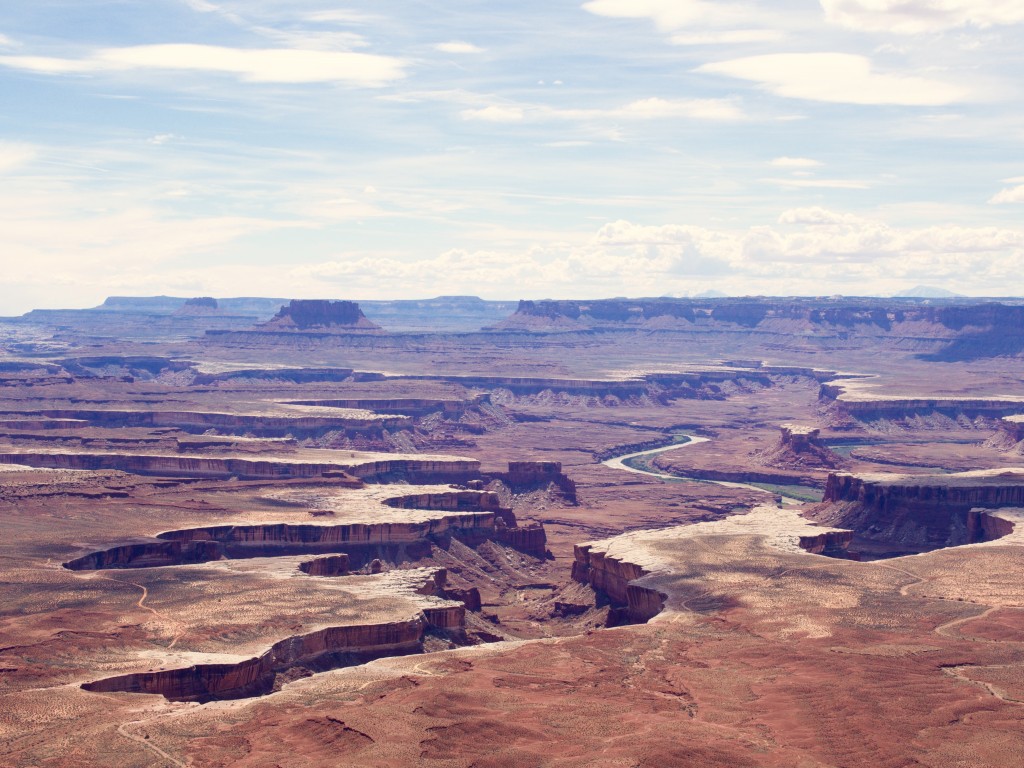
[0,44,405,85]
[435,41,484,54]
[820,0,1024,34]
[697,53,968,105]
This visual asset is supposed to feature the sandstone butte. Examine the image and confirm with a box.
[2,295,1024,767]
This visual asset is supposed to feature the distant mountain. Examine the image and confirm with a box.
[693,290,728,298]
[893,285,965,298]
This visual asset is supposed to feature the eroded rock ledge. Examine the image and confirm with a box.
[81,570,464,703]
[571,543,666,626]
[0,450,478,482]
[806,469,1024,558]
[63,488,547,569]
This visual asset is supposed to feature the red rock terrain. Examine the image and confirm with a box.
[2,295,1024,767]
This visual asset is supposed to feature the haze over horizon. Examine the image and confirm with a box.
[2,0,1023,313]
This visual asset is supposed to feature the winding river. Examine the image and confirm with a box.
[602,435,805,505]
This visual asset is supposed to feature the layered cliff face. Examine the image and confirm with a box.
[260,300,383,332]
[819,384,1024,421]
[63,511,501,570]
[82,617,430,702]
[63,485,548,570]
[0,450,479,483]
[571,544,665,626]
[807,469,1023,556]
[489,461,578,503]
[299,554,350,576]
[798,530,857,559]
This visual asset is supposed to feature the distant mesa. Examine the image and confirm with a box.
[893,285,965,298]
[260,299,383,332]
[173,296,220,315]
[491,299,698,331]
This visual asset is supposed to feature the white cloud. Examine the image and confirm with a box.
[671,29,783,45]
[616,97,745,121]
[461,105,525,122]
[821,0,1024,34]
[304,10,379,24]
[0,142,35,173]
[435,41,484,54]
[460,96,745,124]
[0,44,406,85]
[771,156,822,168]
[582,0,738,30]
[762,177,871,189]
[0,33,14,47]
[990,185,1024,204]
[697,53,968,106]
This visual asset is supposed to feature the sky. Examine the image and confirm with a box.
[1,0,1023,313]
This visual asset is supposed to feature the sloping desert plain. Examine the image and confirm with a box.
[3,295,1024,767]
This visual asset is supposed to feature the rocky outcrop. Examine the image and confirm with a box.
[571,544,665,625]
[442,587,482,612]
[755,424,841,471]
[299,554,350,576]
[807,470,1024,554]
[82,617,428,702]
[985,417,1024,453]
[798,530,857,559]
[260,300,383,332]
[493,520,548,557]
[967,508,1016,543]
[490,461,578,503]
[383,490,509,513]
